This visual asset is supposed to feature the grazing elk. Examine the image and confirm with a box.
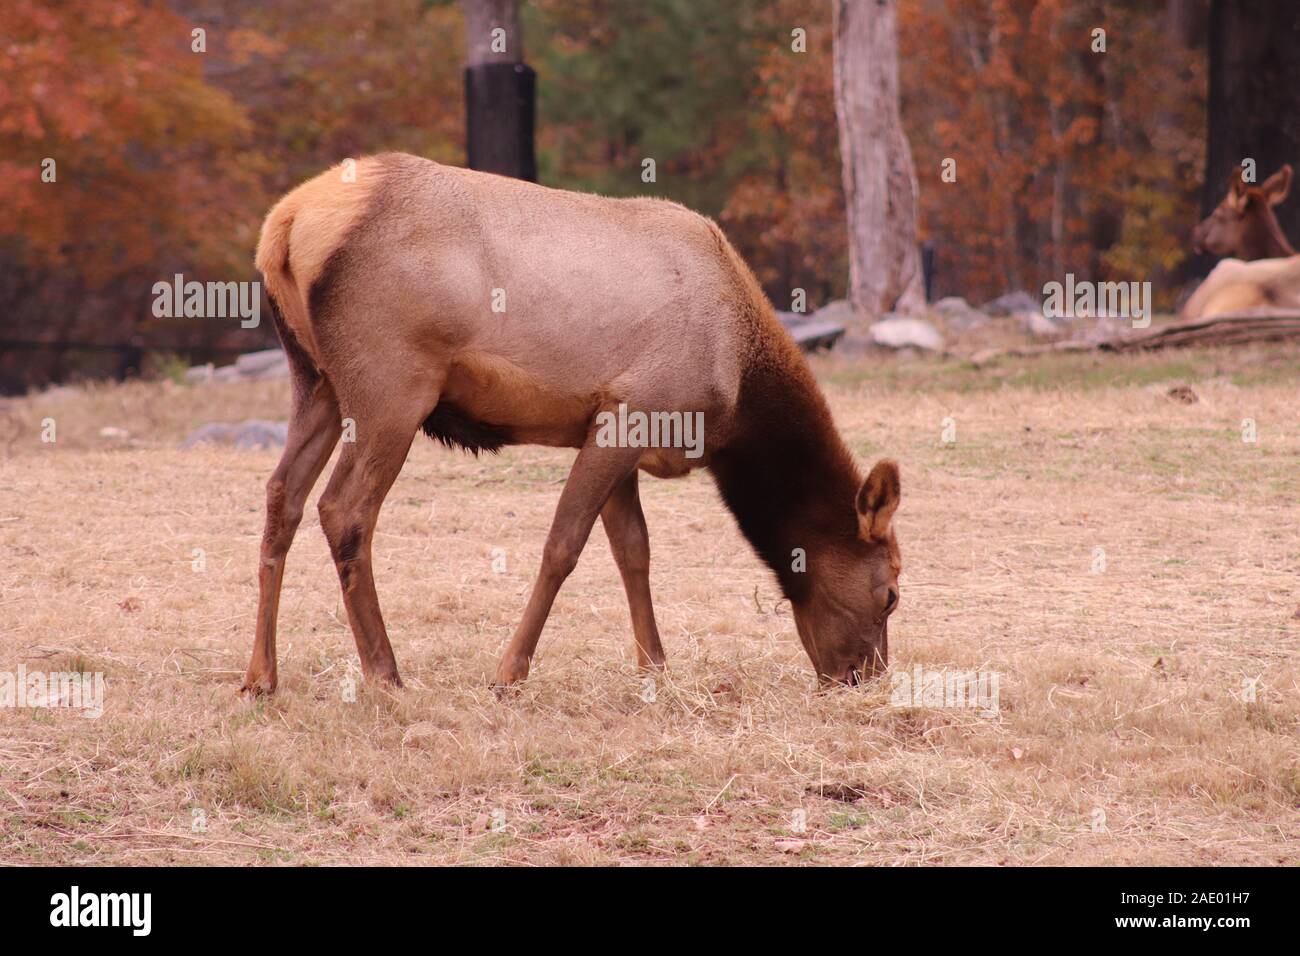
[241,153,901,697]
[1191,164,1294,260]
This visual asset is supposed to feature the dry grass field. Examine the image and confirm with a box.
[1,341,1297,865]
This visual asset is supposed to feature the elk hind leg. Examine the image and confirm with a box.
[316,407,428,687]
[242,377,342,697]
[600,470,665,670]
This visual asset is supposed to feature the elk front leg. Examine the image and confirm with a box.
[600,470,665,671]
[491,440,643,690]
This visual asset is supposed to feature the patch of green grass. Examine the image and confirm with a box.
[614,829,654,852]
[522,756,589,789]
[824,810,872,830]
[57,809,109,826]
[146,351,192,386]
[818,342,1300,395]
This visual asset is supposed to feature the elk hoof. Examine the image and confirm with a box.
[238,675,276,700]
[490,656,530,697]
[490,681,519,701]
[366,665,400,686]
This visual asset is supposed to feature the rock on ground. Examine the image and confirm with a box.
[184,419,288,450]
[808,299,869,329]
[868,316,945,352]
[184,349,288,384]
[235,349,290,378]
[929,296,989,330]
[776,311,847,351]
[982,290,1039,316]
[1018,311,1062,338]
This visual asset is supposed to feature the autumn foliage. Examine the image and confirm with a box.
[899,0,1206,307]
[2,0,1207,391]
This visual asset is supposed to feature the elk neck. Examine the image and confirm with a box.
[1256,212,1297,258]
[708,340,863,604]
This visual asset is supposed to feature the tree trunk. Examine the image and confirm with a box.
[1165,0,1208,48]
[832,0,924,317]
[462,0,536,181]
[1204,1,1300,243]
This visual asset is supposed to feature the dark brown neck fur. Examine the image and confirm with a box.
[1247,207,1296,259]
[709,337,862,603]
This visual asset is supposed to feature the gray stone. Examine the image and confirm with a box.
[951,311,990,331]
[982,290,1039,316]
[868,316,944,352]
[777,311,847,352]
[1018,311,1061,338]
[184,419,288,450]
[810,299,868,328]
[183,363,215,384]
[931,296,973,315]
[930,296,989,330]
[184,349,288,384]
[790,320,846,351]
[246,360,290,380]
[235,349,289,375]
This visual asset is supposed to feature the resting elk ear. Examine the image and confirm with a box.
[1262,164,1293,207]
[856,459,900,541]
[1229,167,1250,212]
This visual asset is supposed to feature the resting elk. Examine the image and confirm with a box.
[1180,254,1300,320]
[241,153,902,697]
[1183,165,1300,320]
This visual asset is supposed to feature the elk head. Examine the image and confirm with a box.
[792,459,901,686]
[1192,164,1294,260]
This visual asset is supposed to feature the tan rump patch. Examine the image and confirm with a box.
[283,158,384,304]
[255,157,385,364]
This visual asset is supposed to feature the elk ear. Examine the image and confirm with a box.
[1228,167,1250,209]
[856,459,900,541]
[1263,164,1293,206]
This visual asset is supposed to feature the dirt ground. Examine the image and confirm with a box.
[1,341,1297,865]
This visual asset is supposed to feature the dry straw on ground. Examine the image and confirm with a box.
[1,343,1296,865]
